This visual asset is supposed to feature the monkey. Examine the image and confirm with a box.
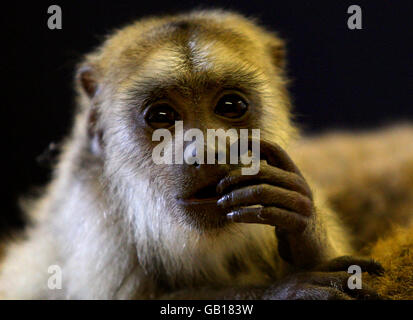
[0,9,384,300]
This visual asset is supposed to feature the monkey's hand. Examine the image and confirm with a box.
[217,139,340,268]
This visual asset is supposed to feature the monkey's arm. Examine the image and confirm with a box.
[161,256,382,300]
[217,139,348,269]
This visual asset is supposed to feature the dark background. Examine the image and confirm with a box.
[1,1,412,235]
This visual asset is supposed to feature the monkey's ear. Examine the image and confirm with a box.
[76,64,99,98]
[267,37,286,71]
[76,64,104,155]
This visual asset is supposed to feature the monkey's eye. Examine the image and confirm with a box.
[214,94,249,119]
[145,104,181,129]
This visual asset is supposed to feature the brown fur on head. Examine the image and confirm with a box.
[77,9,296,145]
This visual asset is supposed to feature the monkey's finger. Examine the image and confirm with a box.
[316,256,385,276]
[226,206,307,232]
[217,162,312,198]
[253,138,303,176]
[217,184,313,217]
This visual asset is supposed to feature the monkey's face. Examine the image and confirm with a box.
[80,14,295,231]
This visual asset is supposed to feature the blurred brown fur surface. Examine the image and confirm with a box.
[292,124,413,299]
[365,224,413,299]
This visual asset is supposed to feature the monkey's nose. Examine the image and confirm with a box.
[183,140,232,168]
[192,158,201,168]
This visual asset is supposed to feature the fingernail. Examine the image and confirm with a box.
[226,211,239,221]
[217,195,229,206]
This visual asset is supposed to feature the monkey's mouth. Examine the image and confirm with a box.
[178,183,220,205]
